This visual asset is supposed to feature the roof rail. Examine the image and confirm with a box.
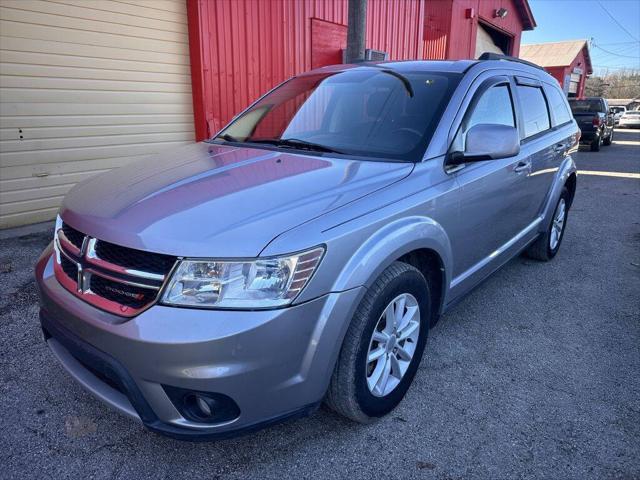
[477,52,544,71]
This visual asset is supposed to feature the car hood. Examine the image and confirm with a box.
[61,143,413,257]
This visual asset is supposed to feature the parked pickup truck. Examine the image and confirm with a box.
[569,97,614,151]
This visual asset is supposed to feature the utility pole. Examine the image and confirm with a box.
[345,0,367,63]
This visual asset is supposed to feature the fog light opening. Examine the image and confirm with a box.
[195,394,213,417]
[163,385,241,424]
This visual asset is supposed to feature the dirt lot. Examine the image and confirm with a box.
[1,129,639,480]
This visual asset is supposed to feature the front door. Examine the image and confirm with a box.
[448,78,535,292]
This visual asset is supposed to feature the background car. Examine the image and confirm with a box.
[610,106,627,125]
[569,97,615,151]
[618,110,640,128]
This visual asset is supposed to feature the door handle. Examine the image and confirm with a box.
[514,161,531,173]
[553,143,566,152]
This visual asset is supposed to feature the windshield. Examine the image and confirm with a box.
[624,111,640,116]
[214,68,462,161]
[569,99,603,113]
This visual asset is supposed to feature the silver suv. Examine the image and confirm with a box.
[36,56,579,440]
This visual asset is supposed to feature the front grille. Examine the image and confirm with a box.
[95,240,176,275]
[61,223,85,249]
[60,255,78,280]
[55,221,171,317]
[89,275,156,309]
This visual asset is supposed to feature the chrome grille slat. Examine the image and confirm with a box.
[53,221,175,317]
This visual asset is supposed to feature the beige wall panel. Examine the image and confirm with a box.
[0,114,193,128]
[0,37,190,65]
[0,0,195,228]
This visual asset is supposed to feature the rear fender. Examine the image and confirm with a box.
[540,156,577,231]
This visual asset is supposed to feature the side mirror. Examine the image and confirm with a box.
[449,124,520,165]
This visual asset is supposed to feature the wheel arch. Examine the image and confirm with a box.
[565,172,577,208]
[540,156,577,230]
[397,248,446,327]
[331,216,452,320]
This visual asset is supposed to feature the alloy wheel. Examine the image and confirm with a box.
[549,198,566,250]
[366,293,420,397]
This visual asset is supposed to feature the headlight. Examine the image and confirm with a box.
[161,246,325,309]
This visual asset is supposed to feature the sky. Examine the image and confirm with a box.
[522,0,640,75]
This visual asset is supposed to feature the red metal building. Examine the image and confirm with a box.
[187,0,536,141]
[519,40,593,98]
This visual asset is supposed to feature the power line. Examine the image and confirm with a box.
[598,41,640,46]
[593,43,640,59]
[596,0,640,42]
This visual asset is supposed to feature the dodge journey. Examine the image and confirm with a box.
[36,55,579,440]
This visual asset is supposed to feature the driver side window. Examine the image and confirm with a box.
[466,84,516,130]
[451,83,516,153]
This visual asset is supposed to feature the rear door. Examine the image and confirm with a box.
[511,77,558,219]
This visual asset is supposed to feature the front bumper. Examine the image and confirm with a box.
[35,247,363,440]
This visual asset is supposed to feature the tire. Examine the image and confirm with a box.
[526,187,569,261]
[603,128,613,146]
[590,134,602,151]
[325,261,431,423]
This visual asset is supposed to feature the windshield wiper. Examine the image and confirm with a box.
[250,138,344,154]
[215,133,241,143]
[372,66,414,97]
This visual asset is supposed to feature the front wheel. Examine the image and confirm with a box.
[325,261,430,423]
[526,187,569,261]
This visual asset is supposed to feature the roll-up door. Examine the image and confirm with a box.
[0,0,195,228]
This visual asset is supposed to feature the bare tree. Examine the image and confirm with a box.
[586,70,640,99]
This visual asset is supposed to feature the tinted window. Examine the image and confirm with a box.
[216,69,462,161]
[517,85,550,138]
[569,99,604,113]
[545,86,572,125]
[467,84,515,129]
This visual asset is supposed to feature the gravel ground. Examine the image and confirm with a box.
[1,129,639,480]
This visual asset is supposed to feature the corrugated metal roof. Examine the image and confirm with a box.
[519,39,590,69]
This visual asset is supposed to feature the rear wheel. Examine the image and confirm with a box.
[603,128,613,146]
[526,187,569,261]
[590,134,602,151]
[325,261,430,423]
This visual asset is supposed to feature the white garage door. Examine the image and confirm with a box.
[0,0,195,228]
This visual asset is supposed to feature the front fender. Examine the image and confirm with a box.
[540,155,577,231]
[331,215,453,305]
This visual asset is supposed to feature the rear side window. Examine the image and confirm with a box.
[545,87,572,125]
[466,84,515,129]
[517,85,550,138]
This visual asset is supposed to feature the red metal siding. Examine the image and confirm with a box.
[544,48,590,98]
[187,0,427,140]
[424,0,452,60]
[187,0,531,140]
[423,0,526,60]
[366,0,424,60]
